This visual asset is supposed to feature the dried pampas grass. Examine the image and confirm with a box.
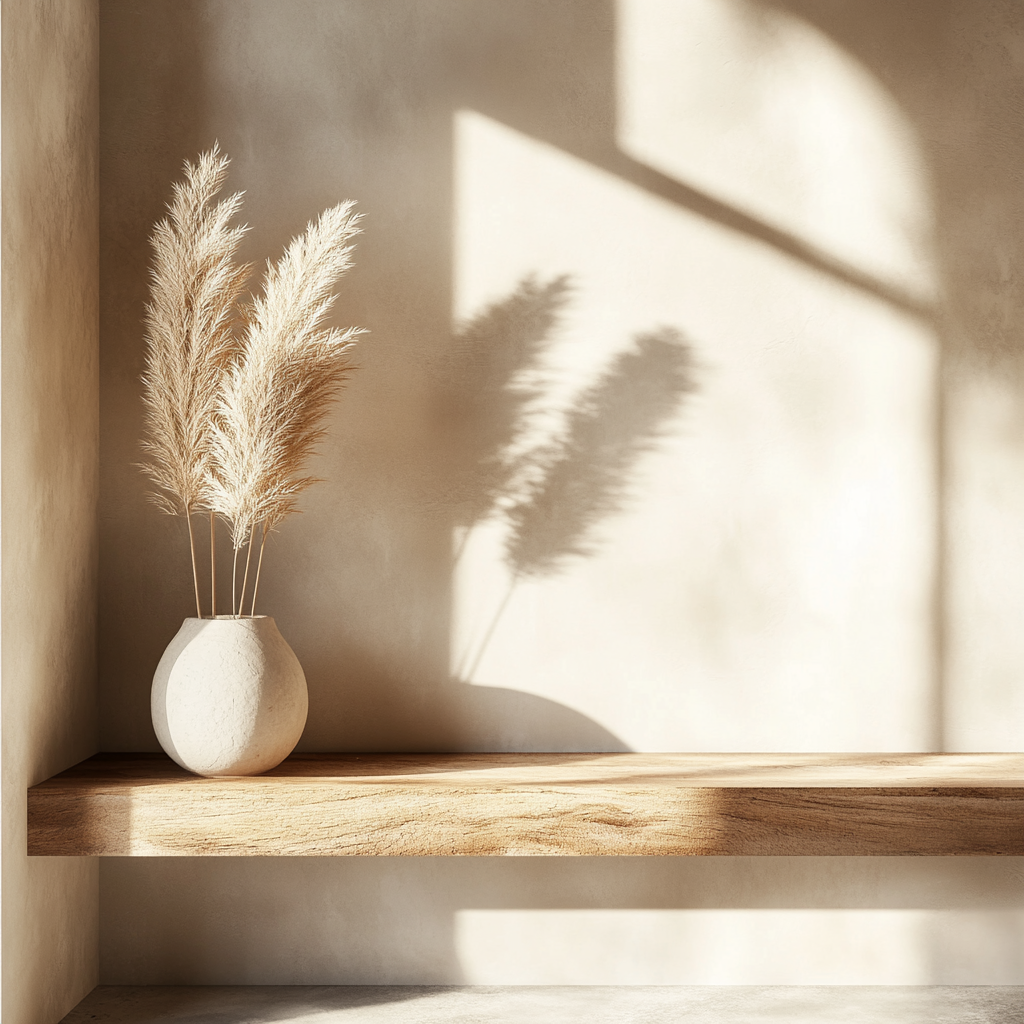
[206,202,364,615]
[139,148,364,618]
[140,146,250,616]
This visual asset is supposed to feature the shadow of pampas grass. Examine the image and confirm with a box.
[506,327,697,578]
[434,274,573,530]
[437,277,698,679]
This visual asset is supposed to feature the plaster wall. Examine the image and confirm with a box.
[99,0,1024,985]
[2,1,100,1020]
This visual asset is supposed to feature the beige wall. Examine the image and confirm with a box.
[2,0,100,1020]
[99,0,1024,984]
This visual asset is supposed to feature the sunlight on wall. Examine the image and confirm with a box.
[454,909,1024,985]
[947,374,1024,749]
[452,107,936,750]
[617,0,935,304]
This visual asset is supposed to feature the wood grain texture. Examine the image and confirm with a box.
[28,753,1024,857]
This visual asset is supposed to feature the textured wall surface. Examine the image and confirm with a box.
[2,0,100,1020]
[98,0,1024,985]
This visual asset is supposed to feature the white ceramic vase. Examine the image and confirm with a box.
[151,616,308,777]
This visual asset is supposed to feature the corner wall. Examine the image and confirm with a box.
[2,1,100,1021]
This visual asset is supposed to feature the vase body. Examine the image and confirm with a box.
[152,616,308,777]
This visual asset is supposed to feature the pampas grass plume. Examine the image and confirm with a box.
[139,147,365,617]
[140,145,249,516]
[206,201,365,551]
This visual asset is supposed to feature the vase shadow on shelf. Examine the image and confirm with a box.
[298,647,631,753]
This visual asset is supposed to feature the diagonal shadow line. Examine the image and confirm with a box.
[594,147,944,749]
[601,148,936,322]
[525,134,937,324]
[595,147,945,749]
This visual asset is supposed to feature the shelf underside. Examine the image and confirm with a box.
[28,752,1024,857]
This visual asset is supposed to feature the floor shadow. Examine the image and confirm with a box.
[60,983,1024,1024]
[61,984,434,1023]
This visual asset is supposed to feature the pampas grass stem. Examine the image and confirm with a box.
[238,523,257,618]
[210,511,217,617]
[186,511,202,618]
[250,523,268,617]
[461,573,518,681]
[231,544,240,617]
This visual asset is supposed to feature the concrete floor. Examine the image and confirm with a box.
[60,986,1024,1023]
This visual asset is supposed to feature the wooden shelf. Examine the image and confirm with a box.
[28,752,1024,857]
